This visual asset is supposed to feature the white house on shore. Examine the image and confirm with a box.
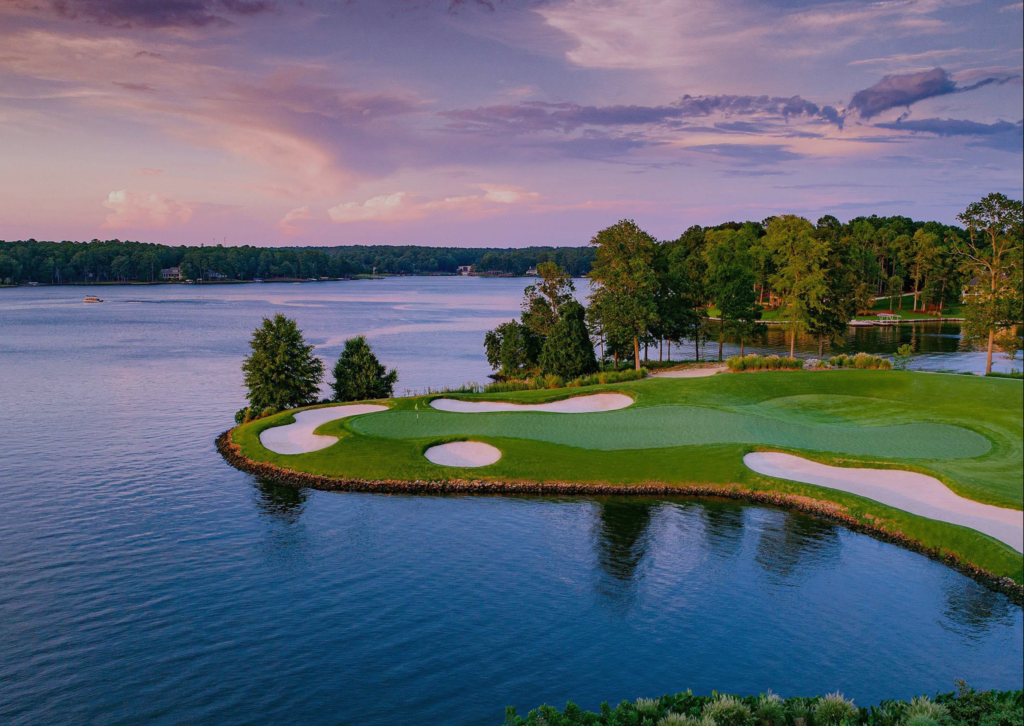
[160,267,182,280]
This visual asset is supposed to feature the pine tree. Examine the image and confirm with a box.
[331,336,398,402]
[539,300,598,379]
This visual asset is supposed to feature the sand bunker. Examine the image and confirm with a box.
[425,441,502,467]
[430,392,633,413]
[260,404,388,455]
[744,452,1023,552]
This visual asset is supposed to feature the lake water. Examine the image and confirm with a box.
[1,278,1021,726]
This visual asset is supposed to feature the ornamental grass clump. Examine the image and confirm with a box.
[829,353,892,370]
[704,695,753,726]
[902,696,948,726]
[726,355,802,372]
[814,693,858,726]
[635,698,664,721]
[661,715,717,726]
[756,692,787,726]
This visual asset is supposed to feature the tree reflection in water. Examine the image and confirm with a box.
[253,478,309,555]
[942,578,1017,638]
[754,509,842,584]
[593,498,660,606]
[699,501,747,559]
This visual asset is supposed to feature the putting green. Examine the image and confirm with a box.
[352,405,990,458]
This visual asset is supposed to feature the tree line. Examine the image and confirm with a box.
[0,239,595,284]
[485,194,1022,376]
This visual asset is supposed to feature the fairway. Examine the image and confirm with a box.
[228,370,1024,584]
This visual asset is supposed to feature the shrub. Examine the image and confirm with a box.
[893,343,914,371]
[505,687,1021,726]
[815,693,858,726]
[805,358,829,370]
[635,698,664,720]
[234,407,250,425]
[905,716,940,726]
[756,693,787,726]
[904,697,948,724]
[829,353,891,370]
[726,355,801,372]
[704,695,753,726]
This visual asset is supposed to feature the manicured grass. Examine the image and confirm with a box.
[232,371,1023,582]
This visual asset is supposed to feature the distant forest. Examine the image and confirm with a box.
[0,240,596,284]
[0,212,975,291]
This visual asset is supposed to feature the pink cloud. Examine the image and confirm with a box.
[327,185,540,224]
[101,189,193,229]
[277,205,313,235]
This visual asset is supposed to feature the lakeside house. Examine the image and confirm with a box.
[160,267,182,280]
[457,265,475,276]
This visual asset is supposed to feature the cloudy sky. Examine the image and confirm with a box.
[1,0,1021,246]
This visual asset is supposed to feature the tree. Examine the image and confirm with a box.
[705,228,764,360]
[765,215,829,357]
[483,320,540,376]
[539,300,598,379]
[331,336,398,402]
[589,220,659,370]
[908,228,941,311]
[654,226,710,361]
[521,261,575,339]
[953,193,1024,374]
[805,216,871,356]
[242,314,324,410]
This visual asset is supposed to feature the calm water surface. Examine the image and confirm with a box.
[0,279,1021,726]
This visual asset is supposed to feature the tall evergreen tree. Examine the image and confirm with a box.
[539,300,598,379]
[331,336,398,402]
[242,314,324,410]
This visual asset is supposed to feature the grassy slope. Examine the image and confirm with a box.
[232,371,1023,581]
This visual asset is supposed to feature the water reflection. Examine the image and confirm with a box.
[253,478,310,556]
[254,478,308,523]
[699,502,747,558]
[942,578,1018,639]
[592,499,659,604]
[754,510,841,584]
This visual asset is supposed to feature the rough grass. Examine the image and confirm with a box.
[231,371,1024,582]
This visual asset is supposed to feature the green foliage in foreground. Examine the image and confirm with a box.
[503,685,1023,726]
[233,371,1024,581]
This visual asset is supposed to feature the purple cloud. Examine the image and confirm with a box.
[440,93,843,135]
[874,117,1023,153]
[849,68,1018,119]
[50,0,274,27]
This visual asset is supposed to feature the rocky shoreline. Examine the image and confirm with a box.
[217,429,1023,605]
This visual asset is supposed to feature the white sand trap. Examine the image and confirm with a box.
[653,366,726,378]
[744,452,1024,552]
[425,441,502,467]
[429,392,633,413]
[260,404,387,454]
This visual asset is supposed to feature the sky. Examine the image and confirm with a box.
[0,0,1021,247]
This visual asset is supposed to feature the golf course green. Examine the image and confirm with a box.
[227,370,1024,585]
